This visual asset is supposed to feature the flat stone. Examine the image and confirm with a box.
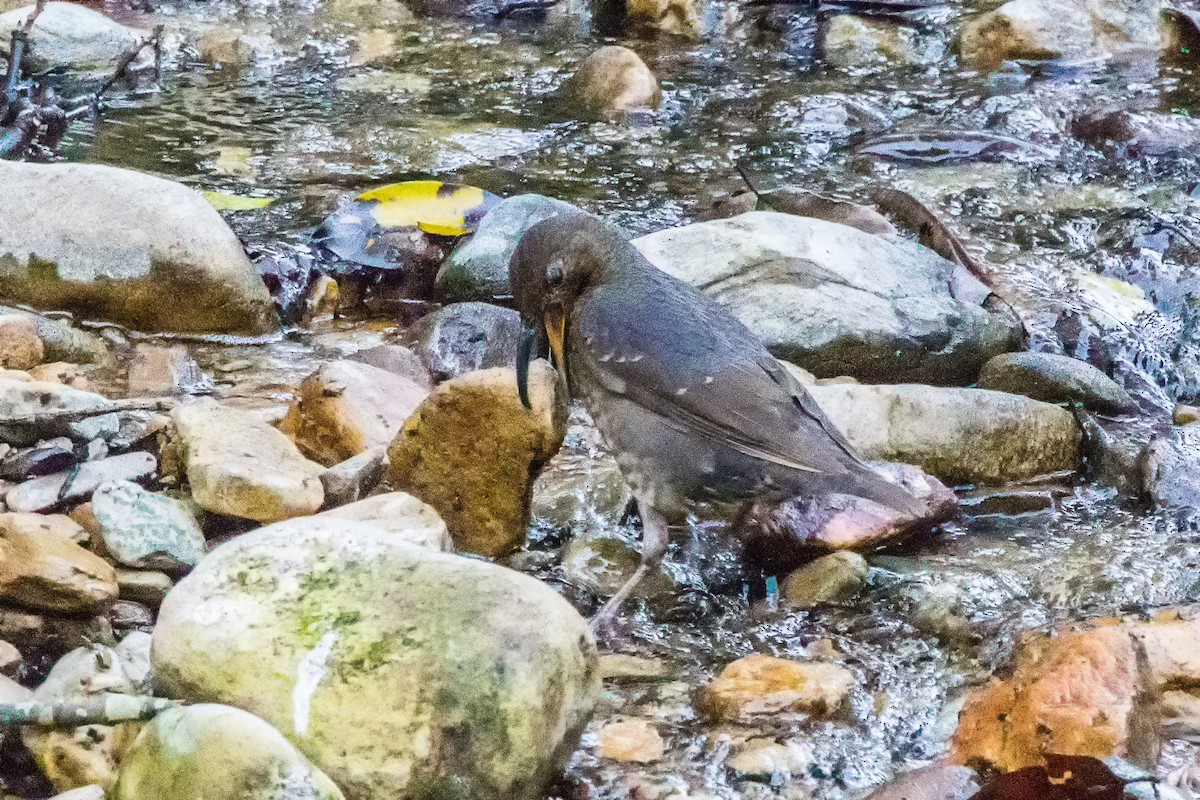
[347,344,432,389]
[91,481,206,570]
[598,719,665,763]
[5,452,157,513]
[171,399,324,523]
[700,654,854,722]
[1142,426,1200,510]
[281,359,428,466]
[0,524,116,613]
[0,377,113,446]
[388,362,566,557]
[863,764,980,800]
[977,351,1136,415]
[126,344,207,396]
[726,737,813,780]
[0,314,44,370]
[0,512,88,544]
[316,491,452,552]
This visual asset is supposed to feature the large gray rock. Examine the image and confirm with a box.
[115,705,344,800]
[0,162,277,335]
[0,376,111,446]
[437,194,582,304]
[809,384,1082,485]
[0,3,146,70]
[633,213,1021,385]
[959,0,1163,68]
[399,302,522,382]
[152,517,599,800]
[91,481,206,571]
[977,351,1137,415]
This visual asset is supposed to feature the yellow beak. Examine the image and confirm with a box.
[545,305,568,386]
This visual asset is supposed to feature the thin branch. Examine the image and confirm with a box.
[92,24,163,103]
[494,0,559,18]
[0,397,175,428]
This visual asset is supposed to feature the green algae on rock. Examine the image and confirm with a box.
[151,517,599,800]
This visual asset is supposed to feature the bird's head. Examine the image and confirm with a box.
[509,212,613,408]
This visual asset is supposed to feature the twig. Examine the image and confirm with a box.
[0,694,180,727]
[92,24,163,103]
[20,0,48,34]
[0,397,175,427]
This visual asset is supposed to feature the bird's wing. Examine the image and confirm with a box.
[573,279,864,476]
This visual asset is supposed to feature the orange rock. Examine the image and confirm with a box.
[950,625,1159,772]
[0,315,43,370]
[598,719,665,763]
[699,654,854,722]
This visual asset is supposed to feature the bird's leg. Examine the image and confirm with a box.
[591,502,669,641]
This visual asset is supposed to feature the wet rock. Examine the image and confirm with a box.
[959,487,1058,516]
[561,529,674,598]
[950,625,1159,772]
[5,452,157,513]
[782,552,869,608]
[399,302,523,382]
[126,344,207,396]
[0,522,116,613]
[808,384,1083,485]
[1142,426,1200,510]
[196,26,281,68]
[388,362,567,558]
[51,786,105,800]
[598,718,665,763]
[958,0,1163,68]
[0,314,44,370]
[726,737,813,780]
[744,462,957,572]
[171,399,324,523]
[0,511,88,545]
[281,360,429,466]
[347,343,432,389]
[152,516,599,800]
[820,15,921,69]
[115,568,173,607]
[625,0,700,36]
[115,704,343,800]
[91,481,206,571]
[977,351,1137,414]
[23,643,141,792]
[0,3,146,70]
[1071,109,1200,157]
[437,194,582,304]
[318,447,386,508]
[532,451,632,531]
[1,441,76,481]
[633,213,1021,385]
[0,161,277,335]
[560,46,661,121]
[598,653,671,683]
[863,764,980,800]
[109,599,154,633]
[316,491,452,551]
[700,654,854,722]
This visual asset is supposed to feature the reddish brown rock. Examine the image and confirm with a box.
[950,625,1159,772]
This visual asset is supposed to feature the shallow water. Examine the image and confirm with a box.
[31,0,1200,795]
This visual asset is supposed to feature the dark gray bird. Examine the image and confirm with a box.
[510,212,921,630]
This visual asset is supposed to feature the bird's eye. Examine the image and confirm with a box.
[547,264,565,286]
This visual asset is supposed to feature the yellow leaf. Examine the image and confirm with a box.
[359,180,488,235]
[202,191,275,212]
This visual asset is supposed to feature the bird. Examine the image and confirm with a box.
[509,211,923,632]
